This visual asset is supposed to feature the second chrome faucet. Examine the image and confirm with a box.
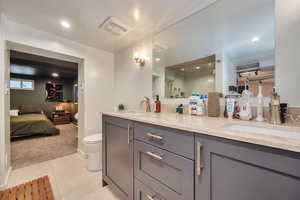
[141,96,151,112]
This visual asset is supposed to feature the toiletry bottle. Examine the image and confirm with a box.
[197,95,206,116]
[256,84,264,122]
[224,86,240,119]
[239,86,252,121]
[204,94,208,115]
[269,88,281,124]
[176,104,184,114]
[155,95,161,113]
[227,98,235,120]
[189,93,198,115]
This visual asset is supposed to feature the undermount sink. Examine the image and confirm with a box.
[225,124,300,140]
[123,111,145,116]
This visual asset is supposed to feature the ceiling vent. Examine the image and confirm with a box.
[99,17,132,37]
[236,62,260,73]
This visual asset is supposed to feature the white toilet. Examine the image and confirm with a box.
[83,133,102,172]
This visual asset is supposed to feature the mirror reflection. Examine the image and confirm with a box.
[164,55,215,98]
[152,0,275,99]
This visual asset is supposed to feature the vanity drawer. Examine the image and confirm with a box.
[135,179,167,200]
[134,122,194,159]
[134,140,194,200]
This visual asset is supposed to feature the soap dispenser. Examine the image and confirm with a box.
[155,95,161,113]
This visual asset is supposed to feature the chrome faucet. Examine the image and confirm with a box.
[141,96,151,112]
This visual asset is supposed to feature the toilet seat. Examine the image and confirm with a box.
[84,134,102,144]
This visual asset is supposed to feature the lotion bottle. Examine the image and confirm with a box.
[256,84,264,122]
[239,85,252,121]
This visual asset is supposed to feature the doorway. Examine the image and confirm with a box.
[4,41,85,170]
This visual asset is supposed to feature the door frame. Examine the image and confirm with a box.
[3,41,85,177]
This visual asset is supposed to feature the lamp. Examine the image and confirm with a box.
[133,52,146,66]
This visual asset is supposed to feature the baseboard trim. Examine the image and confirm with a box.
[0,166,12,190]
[77,148,87,159]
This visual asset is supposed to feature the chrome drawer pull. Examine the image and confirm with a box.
[127,125,131,144]
[146,194,156,200]
[197,142,203,176]
[146,151,163,160]
[147,133,163,140]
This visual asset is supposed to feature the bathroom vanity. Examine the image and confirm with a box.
[102,112,300,200]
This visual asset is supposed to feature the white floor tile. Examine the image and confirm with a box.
[7,153,122,200]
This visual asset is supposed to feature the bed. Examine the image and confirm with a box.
[10,105,60,138]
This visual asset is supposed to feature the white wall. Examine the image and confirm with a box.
[222,54,236,95]
[114,38,152,110]
[0,4,8,188]
[275,0,300,107]
[3,20,114,151]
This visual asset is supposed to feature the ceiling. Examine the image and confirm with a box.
[10,51,78,79]
[2,0,209,52]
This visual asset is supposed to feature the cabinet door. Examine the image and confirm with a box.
[195,136,300,200]
[102,116,134,200]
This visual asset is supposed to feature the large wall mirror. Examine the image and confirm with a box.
[152,0,275,99]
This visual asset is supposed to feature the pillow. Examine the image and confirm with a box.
[20,105,42,114]
[10,110,19,117]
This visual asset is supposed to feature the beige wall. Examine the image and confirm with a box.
[114,38,152,110]
[275,0,300,107]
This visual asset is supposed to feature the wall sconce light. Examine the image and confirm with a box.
[133,52,146,66]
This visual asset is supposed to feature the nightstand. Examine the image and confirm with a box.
[52,111,71,125]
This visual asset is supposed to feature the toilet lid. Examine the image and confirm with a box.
[84,134,102,144]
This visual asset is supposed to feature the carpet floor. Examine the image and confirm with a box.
[11,124,78,169]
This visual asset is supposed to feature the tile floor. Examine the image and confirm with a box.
[7,153,121,200]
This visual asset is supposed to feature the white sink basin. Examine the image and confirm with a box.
[225,125,300,140]
[123,111,145,116]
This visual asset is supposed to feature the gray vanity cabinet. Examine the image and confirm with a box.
[102,116,134,200]
[195,136,300,200]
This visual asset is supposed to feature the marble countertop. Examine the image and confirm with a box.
[102,111,300,153]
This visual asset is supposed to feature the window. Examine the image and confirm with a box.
[10,79,21,89]
[10,79,34,90]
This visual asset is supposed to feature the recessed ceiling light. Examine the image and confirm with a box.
[61,20,71,29]
[155,58,161,62]
[196,66,201,70]
[180,68,185,71]
[52,73,59,77]
[134,8,140,21]
[251,37,260,42]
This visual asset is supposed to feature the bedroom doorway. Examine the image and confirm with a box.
[7,45,84,170]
